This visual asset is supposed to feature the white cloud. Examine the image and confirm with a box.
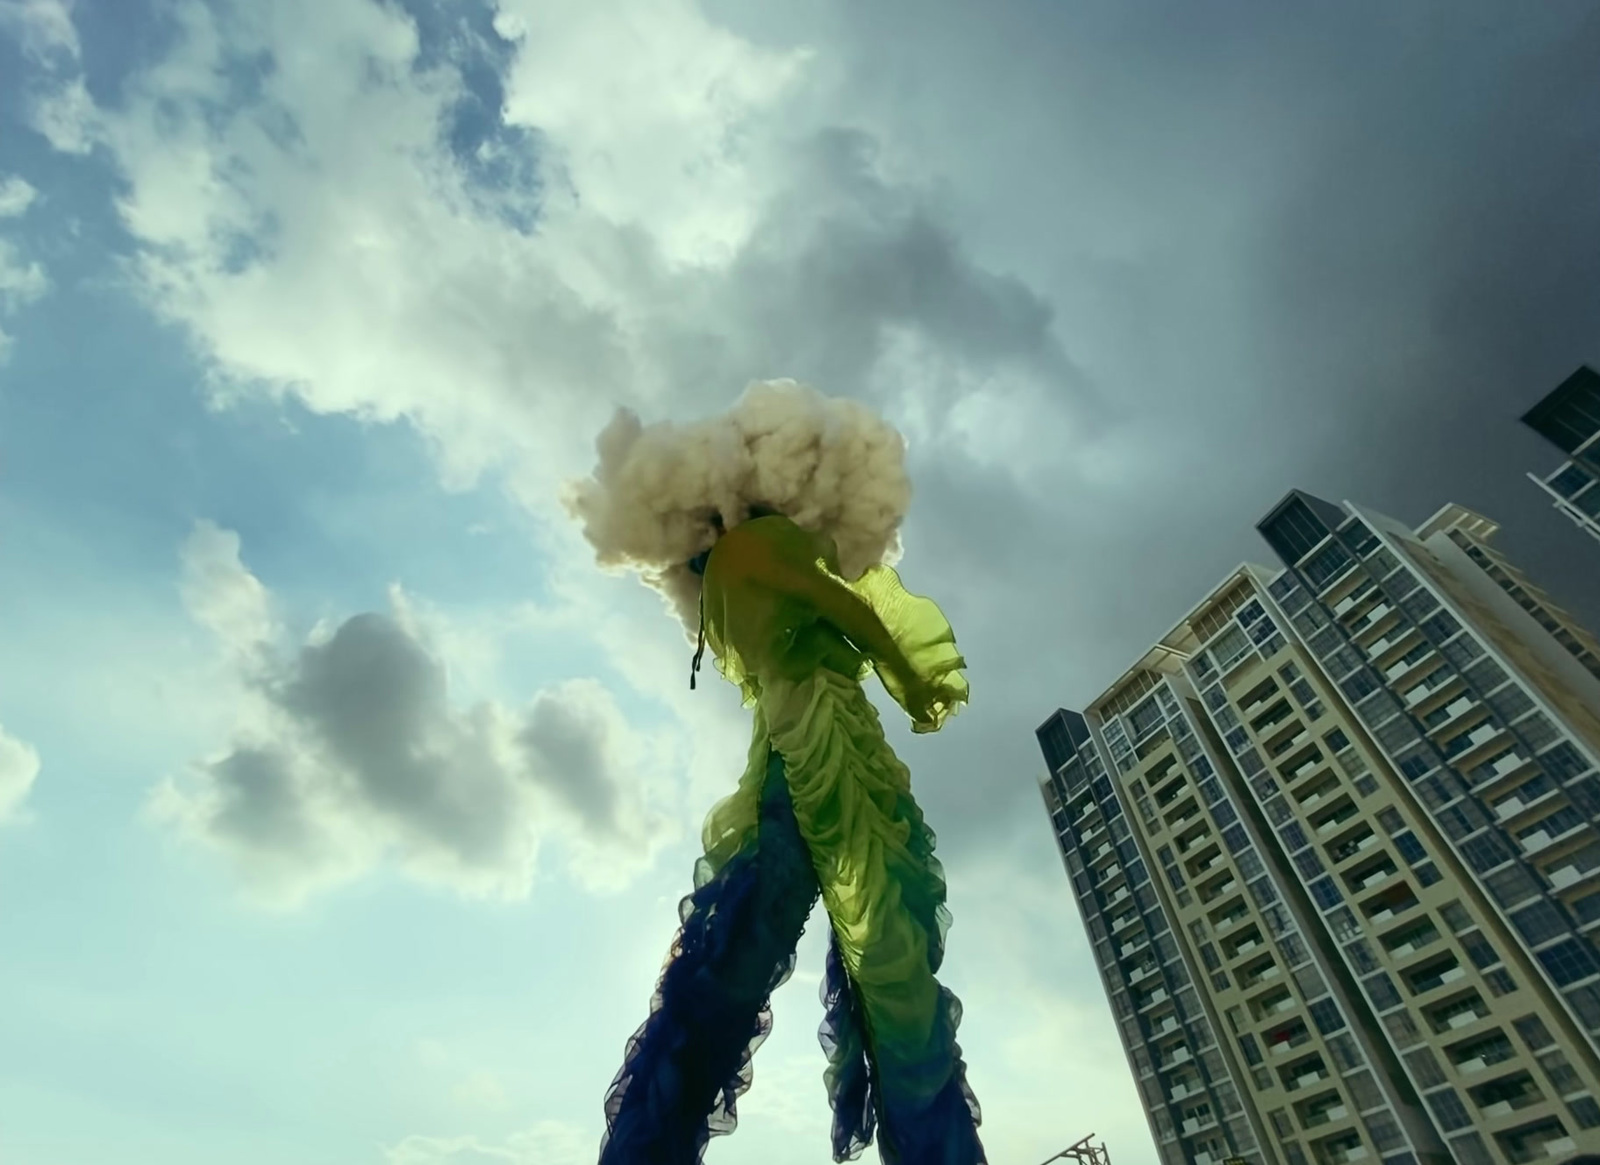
[0,239,48,309]
[150,521,677,906]
[0,0,80,60]
[0,0,96,153]
[0,176,38,218]
[0,720,41,824]
[0,237,49,361]
[496,0,810,268]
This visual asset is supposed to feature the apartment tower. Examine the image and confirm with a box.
[1523,366,1600,546]
[1037,491,1600,1165]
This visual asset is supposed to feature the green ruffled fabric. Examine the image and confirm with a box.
[693,515,969,1109]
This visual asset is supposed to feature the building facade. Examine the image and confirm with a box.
[1523,366,1600,546]
[1038,491,1600,1165]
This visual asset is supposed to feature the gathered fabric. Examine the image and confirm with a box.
[599,517,984,1165]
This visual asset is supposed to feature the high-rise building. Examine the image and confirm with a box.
[1037,490,1600,1165]
[1523,366,1600,546]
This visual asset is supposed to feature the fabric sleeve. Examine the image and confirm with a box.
[841,562,969,734]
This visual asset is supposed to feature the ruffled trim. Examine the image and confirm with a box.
[819,933,877,1162]
[765,668,983,1163]
[837,562,969,734]
[600,751,819,1165]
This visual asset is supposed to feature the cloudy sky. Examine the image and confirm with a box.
[1,1,1597,1163]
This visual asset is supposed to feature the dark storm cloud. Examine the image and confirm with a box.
[694,0,1600,853]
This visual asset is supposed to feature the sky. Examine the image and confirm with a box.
[0,1,1597,1164]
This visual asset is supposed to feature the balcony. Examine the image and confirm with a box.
[1402,665,1455,707]
[1180,1113,1219,1136]
[1297,773,1342,807]
[1384,643,1435,683]
[1470,1071,1545,1121]
[1127,960,1159,984]
[1404,953,1467,997]
[1301,1096,1352,1130]
[1334,584,1377,618]
[1175,826,1212,857]
[1282,1055,1331,1092]
[1447,1033,1517,1075]
[1328,827,1379,866]
[1472,747,1533,788]
[1346,856,1400,894]
[1313,801,1362,836]
[1239,956,1283,991]
[1517,820,1588,856]
[1198,876,1239,906]
[1252,987,1298,1021]
[1349,602,1394,637]
[1547,859,1600,891]
[1252,699,1297,735]
[1313,1130,1370,1165]
[1442,720,1505,762]
[1497,1117,1576,1164]
[1363,883,1420,926]
[1381,919,1442,960]
[1426,990,1490,1035]
[1265,1018,1312,1059]
[1168,1075,1203,1101]
[1494,785,1560,823]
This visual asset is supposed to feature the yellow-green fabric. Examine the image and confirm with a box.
[693,514,968,1106]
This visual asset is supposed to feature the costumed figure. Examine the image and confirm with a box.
[566,380,985,1165]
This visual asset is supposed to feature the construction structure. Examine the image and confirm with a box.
[1037,489,1600,1165]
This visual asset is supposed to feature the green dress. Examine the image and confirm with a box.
[599,515,984,1165]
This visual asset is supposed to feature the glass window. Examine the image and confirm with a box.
[1308,998,1346,1035]
[1309,877,1343,910]
[1364,972,1402,1012]
[1485,968,1517,996]
[1539,938,1600,987]
[1568,1097,1600,1130]
[1248,876,1279,908]
[1462,933,1501,970]
[1415,861,1442,887]
[1394,832,1428,863]
[1293,850,1325,880]
[1485,865,1543,909]
[1449,1133,1495,1165]
[1304,542,1355,589]
[1460,832,1515,874]
[1541,742,1592,781]
[1279,822,1309,852]
[1404,1047,1448,1090]
[1541,1049,1583,1093]
[1221,824,1249,854]
[1346,939,1380,975]
[1439,901,1473,933]
[1514,1014,1556,1051]
[1511,901,1570,948]
[1382,1010,1421,1049]
[1425,1088,1473,1132]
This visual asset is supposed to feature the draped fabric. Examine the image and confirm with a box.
[599,516,984,1165]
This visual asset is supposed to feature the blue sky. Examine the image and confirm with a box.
[1,2,1597,1164]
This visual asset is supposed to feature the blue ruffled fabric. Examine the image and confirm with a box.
[600,752,819,1165]
[818,935,877,1161]
[598,748,985,1165]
